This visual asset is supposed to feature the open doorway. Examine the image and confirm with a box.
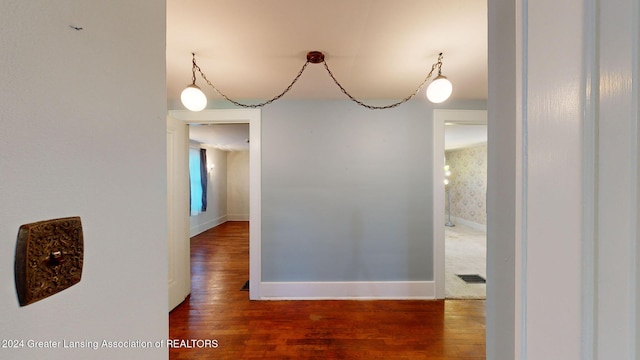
[168,109,262,301]
[444,123,487,299]
[432,109,487,299]
[188,123,250,237]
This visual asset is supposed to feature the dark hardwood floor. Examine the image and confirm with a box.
[169,221,486,359]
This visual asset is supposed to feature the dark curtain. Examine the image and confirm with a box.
[199,148,208,211]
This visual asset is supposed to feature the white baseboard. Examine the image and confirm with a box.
[451,216,486,231]
[227,213,249,221]
[258,281,436,300]
[190,215,227,237]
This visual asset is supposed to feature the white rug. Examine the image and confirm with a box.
[445,223,486,299]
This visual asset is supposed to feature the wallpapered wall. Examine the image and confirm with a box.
[445,143,487,226]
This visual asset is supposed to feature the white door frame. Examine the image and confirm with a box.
[433,109,487,299]
[167,115,191,310]
[169,109,262,300]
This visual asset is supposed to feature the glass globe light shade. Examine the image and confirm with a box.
[181,84,207,111]
[426,75,453,103]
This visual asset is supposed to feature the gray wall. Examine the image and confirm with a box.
[260,100,483,282]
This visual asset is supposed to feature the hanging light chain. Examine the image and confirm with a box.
[191,53,198,85]
[190,52,445,109]
[193,56,311,108]
[322,53,442,110]
[434,52,444,76]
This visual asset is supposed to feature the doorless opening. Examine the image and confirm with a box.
[169,109,262,300]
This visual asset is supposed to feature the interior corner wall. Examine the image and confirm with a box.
[0,2,167,359]
[260,99,485,284]
[190,145,228,237]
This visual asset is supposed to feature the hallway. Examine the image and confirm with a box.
[169,222,486,359]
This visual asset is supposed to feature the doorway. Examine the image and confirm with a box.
[432,109,487,299]
[188,123,250,236]
[443,123,487,299]
[168,109,262,300]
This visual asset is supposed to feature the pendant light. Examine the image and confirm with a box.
[426,75,453,103]
[181,51,452,110]
[426,53,453,103]
[180,53,207,111]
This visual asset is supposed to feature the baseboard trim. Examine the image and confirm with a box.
[451,216,486,231]
[258,281,436,300]
[227,213,249,221]
[190,215,227,237]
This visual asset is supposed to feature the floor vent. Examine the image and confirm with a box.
[457,274,486,284]
[241,280,249,291]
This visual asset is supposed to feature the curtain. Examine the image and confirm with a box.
[189,148,209,215]
[189,148,203,215]
[199,148,208,212]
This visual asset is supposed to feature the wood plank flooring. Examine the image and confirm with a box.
[169,221,486,359]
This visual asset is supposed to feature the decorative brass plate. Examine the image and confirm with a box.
[15,217,83,306]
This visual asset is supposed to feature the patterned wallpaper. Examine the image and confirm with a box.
[445,143,487,225]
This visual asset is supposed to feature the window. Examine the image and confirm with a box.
[189,148,207,215]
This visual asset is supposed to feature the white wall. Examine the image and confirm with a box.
[190,145,228,236]
[0,2,167,359]
[227,151,250,221]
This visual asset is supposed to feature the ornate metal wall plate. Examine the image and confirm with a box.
[14,217,84,306]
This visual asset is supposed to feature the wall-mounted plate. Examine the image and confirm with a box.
[14,217,84,306]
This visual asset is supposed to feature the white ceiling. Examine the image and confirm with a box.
[189,124,250,151]
[445,124,487,150]
[167,0,488,149]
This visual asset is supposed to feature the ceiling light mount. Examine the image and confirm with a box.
[181,51,452,111]
[306,51,325,64]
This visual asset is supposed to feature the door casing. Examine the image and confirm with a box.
[433,109,487,299]
[169,109,262,300]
